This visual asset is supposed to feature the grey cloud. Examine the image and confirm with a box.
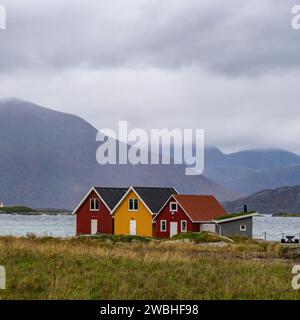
[0,0,299,76]
[1,67,300,154]
[1,0,300,155]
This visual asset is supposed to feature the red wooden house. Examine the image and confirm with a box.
[73,187,128,235]
[153,194,227,238]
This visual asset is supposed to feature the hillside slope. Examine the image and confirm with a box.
[205,147,300,169]
[0,99,238,209]
[224,185,300,214]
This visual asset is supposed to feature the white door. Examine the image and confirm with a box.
[170,222,178,237]
[130,220,136,236]
[91,219,98,235]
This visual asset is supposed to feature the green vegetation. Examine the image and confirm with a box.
[0,236,300,300]
[0,206,71,215]
[171,232,226,243]
[214,211,256,221]
[35,208,72,215]
[77,234,153,243]
[273,212,300,217]
[0,206,35,214]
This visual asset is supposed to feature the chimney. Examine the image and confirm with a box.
[244,205,248,213]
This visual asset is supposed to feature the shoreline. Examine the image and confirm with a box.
[0,212,72,216]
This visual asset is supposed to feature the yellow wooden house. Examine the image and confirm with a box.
[111,186,177,237]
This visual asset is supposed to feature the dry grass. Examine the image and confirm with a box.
[0,236,300,300]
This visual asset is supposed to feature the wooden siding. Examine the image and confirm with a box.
[155,196,199,238]
[76,190,113,235]
[114,190,153,237]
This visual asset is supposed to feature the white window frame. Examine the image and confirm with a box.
[90,198,100,212]
[128,198,138,211]
[181,220,187,233]
[240,224,247,232]
[160,220,167,232]
[169,202,178,212]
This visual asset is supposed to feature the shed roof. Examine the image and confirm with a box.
[173,194,227,222]
[133,187,178,214]
[94,187,128,210]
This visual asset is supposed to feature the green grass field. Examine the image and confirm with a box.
[0,235,300,300]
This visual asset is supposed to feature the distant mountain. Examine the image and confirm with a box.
[223,185,300,214]
[205,165,300,195]
[0,99,238,209]
[204,148,300,195]
[205,147,300,169]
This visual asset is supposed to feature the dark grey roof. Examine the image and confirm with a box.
[133,187,178,213]
[94,187,128,210]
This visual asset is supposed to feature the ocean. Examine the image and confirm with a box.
[0,214,299,241]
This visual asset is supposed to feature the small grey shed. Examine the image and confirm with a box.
[213,213,258,238]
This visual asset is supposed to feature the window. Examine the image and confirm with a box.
[181,220,187,233]
[129,199,138,211]
[90,198,99,211]
[240,224,247,232]
[170,202,178,212]
[160,220,167,232]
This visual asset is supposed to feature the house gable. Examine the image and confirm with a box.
[133,187,178,213]
[153,195,194,223]
[111,186,178,215]
[74,186,129,235]
[154,195,198,238]
[114,189,153,237]
[73,187,111,214]
[76,189,113,235]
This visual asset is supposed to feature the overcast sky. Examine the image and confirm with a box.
[1,0,300,153]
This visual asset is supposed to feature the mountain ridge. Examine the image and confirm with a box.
[223,185,300,214]
[205,147,300,170]
[0,99,238,209]
[2,98,300,210]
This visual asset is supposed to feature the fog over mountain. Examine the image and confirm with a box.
[1,1,300,154]
[204,148,300,194]
[0,99,238,209]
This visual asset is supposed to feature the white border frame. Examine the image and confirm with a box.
[181,220,187,233]
[90,198,100,212]
[240,224,247,232]
[160,220,167,232]
[169,202,178,212]
[128,198,139,211]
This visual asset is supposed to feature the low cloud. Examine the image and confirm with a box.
[1,67,300,153]
[0,0,299,75]
[0,0,300,154]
